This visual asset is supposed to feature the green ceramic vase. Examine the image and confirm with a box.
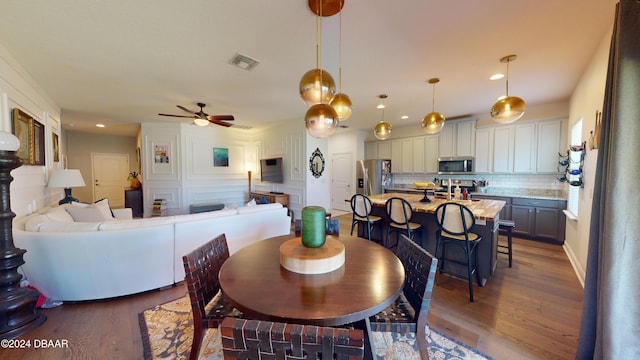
[301,206,326,248]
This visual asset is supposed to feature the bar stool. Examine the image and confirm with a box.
[498,219,515,267]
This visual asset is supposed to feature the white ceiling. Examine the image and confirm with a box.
[0,0,617,137]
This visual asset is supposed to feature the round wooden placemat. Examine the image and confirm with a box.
[279,237,345,274]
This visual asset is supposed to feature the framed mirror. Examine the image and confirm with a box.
[309,148,325,178]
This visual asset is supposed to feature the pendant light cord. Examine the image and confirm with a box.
[505,59,510,97]
[338,0,343,92]
[432,83,436,112]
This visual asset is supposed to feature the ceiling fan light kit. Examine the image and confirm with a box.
[421,77,445,134]
[158,102,236,128]
[491,54,526,124]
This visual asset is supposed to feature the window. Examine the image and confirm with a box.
[567,119,582,217]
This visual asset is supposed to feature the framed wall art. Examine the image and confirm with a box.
[213,147,229,167]
[52,133,60,162]
[32,120,45,165]
[11,108,32,164]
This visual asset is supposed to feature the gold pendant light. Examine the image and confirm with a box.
[421,78,445,134]
[301,0,339,138]
[329,1,352,121]
[491,54,526,124]
[299,0,336,107]
[305,103,338,138]
[374,94,392,140]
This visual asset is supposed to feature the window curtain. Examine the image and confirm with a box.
[576,0,640,358]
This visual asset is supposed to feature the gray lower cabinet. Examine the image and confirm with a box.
[511,197,566,244]
[473,194,566,244]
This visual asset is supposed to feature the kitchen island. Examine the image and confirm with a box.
[367,193,506,286]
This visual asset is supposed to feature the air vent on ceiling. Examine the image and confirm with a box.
[229,53,260,71]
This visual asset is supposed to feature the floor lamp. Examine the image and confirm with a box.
[0,131,46,339]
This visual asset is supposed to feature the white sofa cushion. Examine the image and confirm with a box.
[45,206,75,223]
[171,208,238,224]
[38,221,101,232]
[236,203,283,214]
[24,214,51,232]
[98,216,175,230]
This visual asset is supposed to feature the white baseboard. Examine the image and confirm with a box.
[563,243,586,288]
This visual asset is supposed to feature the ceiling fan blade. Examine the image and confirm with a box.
[207,115,234,121]
[177,105,197,114]
[211,120,234,127]
[159,113,196,118]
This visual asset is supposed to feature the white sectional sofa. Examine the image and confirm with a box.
[13,202,291,302]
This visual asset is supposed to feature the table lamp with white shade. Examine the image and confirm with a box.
[48,169,86,204]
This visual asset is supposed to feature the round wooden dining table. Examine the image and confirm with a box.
[219,234,405,327]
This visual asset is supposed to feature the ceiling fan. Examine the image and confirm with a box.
[158,102,236,127]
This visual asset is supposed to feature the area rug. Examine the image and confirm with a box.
[139,295,493,360]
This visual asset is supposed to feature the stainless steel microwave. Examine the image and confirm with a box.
[438,157,475,174]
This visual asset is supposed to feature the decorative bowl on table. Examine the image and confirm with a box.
[413,181,438,189]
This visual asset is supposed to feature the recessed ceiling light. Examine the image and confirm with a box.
[401,115,409,120]
[490,73,505,81]
[96,124,105,128]
[376,104,385,109]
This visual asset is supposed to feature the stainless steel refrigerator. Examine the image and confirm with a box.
[356,159,392,195]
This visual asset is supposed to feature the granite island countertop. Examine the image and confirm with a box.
[385,185,567,201]
[368,193,506,221]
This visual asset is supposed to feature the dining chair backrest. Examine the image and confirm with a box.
[435,202,476,237]
[351,193,373,218]
[386,197,414,226]
[396,234,438,321]
[220,317,364,359]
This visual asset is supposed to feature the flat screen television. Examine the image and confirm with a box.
[260,157,284,183]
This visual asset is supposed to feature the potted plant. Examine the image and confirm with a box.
[128,171,141,189]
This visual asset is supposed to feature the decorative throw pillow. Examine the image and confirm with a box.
[69,198,114,220]
[65,205,111,222]
[44,205,75,223]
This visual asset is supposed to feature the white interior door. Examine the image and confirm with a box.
[92,153,130,208]
[331,153,353,212]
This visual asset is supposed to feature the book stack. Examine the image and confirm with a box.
[152,199,167,217]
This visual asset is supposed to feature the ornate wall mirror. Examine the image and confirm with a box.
[309,148,325,178]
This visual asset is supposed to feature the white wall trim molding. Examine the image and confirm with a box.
[563,243,586,288]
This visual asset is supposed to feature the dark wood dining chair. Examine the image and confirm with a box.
[385,197,422,250]
[350,193,383,242]
[368,234,438,360]
[182,233,244,360]
[221,317,364,359]
[434,202,482,302]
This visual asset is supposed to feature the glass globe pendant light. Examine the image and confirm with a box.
[329,2,352,121]
[374,94,392,140]
[491,54,526,124]
[299,1,336,106]
[421,78,445,134]
[305,103,339,138]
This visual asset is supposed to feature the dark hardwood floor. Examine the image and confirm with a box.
[1,213,583,360]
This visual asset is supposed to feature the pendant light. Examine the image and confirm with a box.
[491,54,526,124]
[299,1,336,106]
[421,78,445,134]
[329,1,352,121]
[374,94,392,140]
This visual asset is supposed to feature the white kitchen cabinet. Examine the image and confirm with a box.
[365,140,393,160]
[513,123,536,173]
[401,138,414,172]
[412,136,425,173]
[438,119,475,158]
[391,139,402,173]
[474,128,493,173]
[425,135,439,173]
[365,141,377,159]
[536,120,563,173]
[493,126,513,173]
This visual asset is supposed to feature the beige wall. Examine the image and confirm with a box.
[65,130,139,203]
[563,25,613,286]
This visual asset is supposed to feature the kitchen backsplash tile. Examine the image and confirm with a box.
[392,173,566,197]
